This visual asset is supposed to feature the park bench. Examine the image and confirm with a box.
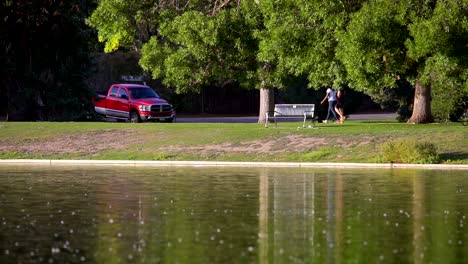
[265,104,316,128]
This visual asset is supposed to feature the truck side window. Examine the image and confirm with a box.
[118,88,129,99]
[110,87,119,97]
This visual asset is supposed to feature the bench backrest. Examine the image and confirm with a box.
[274,104,315,117]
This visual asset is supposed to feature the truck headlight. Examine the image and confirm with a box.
[139,105,151,112]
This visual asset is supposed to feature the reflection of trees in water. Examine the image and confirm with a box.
[258,169,318,262]
[259,168,468,263]
[334,174,344,264]
[1,167,467,263]
[413,173,425,264]
[258,168,269,264]
[0,167,262,263]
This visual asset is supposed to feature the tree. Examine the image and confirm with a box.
[251,0,367,123]
[89,0,278,123]
[337,0,468,124]
[256,1,358,86]
[0,0,97,121]
[86,0,173,53]
[138,7,258,93]
[407,0,468,121]
[88,0,468,124]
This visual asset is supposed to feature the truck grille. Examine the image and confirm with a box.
[151,104,172,112]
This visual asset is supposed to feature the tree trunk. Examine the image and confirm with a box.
[407,81,433,124]
[258,85,274,124]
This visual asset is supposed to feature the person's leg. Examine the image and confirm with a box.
[329,101,338,121]
[336,105,346,122]
[325,101,333,122]
[339,107,346,121]
[324,109,329,123]
[335,105,343,122]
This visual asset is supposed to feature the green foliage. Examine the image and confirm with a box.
[406,0,468,63]
[86,0,165,52]
[256,0,364,89]
[89,0,260,94]
[406,0,468,120]
[336,0,468,122]
[382,139,440,164]
[428,55,467,121]
[86,0,137,52]
[337,0,409,92]
[87,0,468,122]
[140,7,258,93]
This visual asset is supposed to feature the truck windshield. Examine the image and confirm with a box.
[128,87,160,99]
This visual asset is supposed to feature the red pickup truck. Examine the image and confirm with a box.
[92,84,176,123]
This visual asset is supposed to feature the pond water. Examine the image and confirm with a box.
[0,166,466,263]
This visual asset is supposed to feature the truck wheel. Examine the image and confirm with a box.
[130,111,141,123]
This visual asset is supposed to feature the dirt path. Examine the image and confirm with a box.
[0,131,375,156]
[0,130,144,155]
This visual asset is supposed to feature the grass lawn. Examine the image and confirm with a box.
[0,120,466,164]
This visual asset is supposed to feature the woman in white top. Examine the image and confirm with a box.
[320,88,340,123]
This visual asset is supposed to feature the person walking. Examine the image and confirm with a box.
[320,88,339,123]
[335,88,346,123]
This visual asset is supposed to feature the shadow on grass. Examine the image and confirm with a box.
[439,152,468,162]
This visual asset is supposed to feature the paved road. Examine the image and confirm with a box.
[176,112,396,123]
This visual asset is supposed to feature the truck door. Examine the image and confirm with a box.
[105,86,120,117]
[115,87,130,118]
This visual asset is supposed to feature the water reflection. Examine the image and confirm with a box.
[0,166,466,263]
[259,168,467,264]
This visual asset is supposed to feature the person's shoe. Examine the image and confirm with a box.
[322,120,328,123]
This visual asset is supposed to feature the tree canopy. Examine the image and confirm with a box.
[88,0,258,92]
[256,0,364,89]
[88,0,279,122]
[337,0,468,122]
[2,0,466,122]
[36,0,467,123]
[139,8,258,93]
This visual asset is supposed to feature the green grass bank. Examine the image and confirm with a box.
[0,120,466,164]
